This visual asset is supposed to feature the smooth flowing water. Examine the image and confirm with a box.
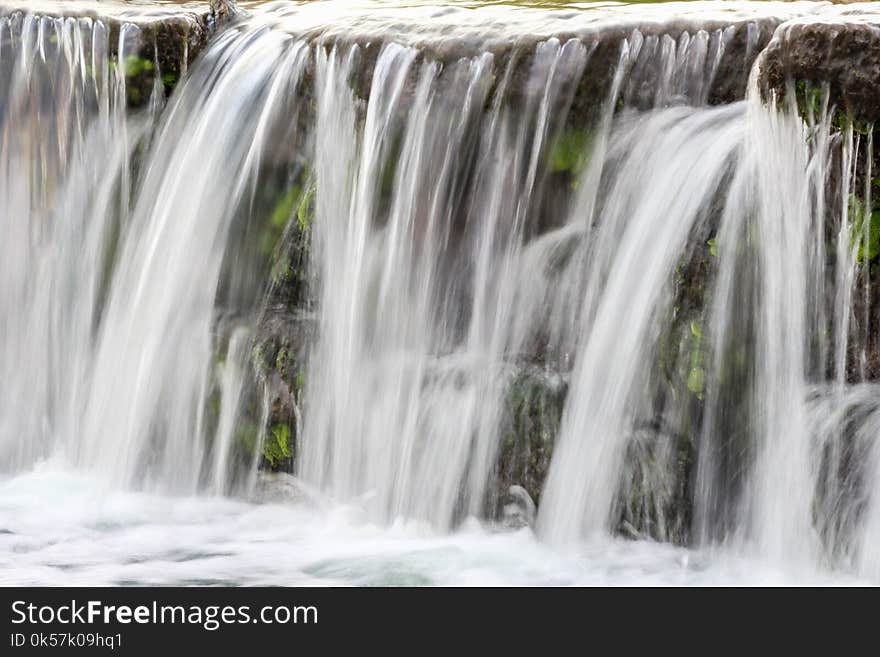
[2,0,880,585]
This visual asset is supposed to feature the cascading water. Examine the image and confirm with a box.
[0,7,308,495]
[3,0,880,585]
[0,12,148,473]
[75,25,310,493]
[302,37,597,527]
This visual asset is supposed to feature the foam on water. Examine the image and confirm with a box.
[0,467,868,586]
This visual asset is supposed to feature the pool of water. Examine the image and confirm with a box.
[0,464,868,586]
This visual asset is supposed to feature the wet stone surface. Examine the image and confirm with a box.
[0,1,239,107]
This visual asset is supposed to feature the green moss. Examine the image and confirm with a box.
[686,319,705,399]
[274,343,298,383]
[297,182,316,231]
[686,366,705,396]
[122,54,154,77]
[793,82,873,136]
[833,111,872,137]
[707,237,718,257]
[263,176,314,310]
[849,194,880,265]
[262,423,292,468]
[859,227,880,265]
[272,186,300,228]
[261,180,315,258]
[237,420,293,470]
[548,129,593,174]
[294,370,306,393]
[108,54,157,107]
[795,81,824,120]
[259,186,299,256]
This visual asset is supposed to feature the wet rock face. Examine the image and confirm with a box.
[491,370,566,515]
[0,0,240,107]
[150,2,240,91]
[760,17,880,122]
[124,1,240,106]
[762,15,880,390]
[251,310,313,473]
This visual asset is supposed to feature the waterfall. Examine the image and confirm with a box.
[3,0,880,584]
[0,10,310,493]
[0,13,143,472]
[75,27,310,493]
[301,38,595,527]
[537,102,748,543]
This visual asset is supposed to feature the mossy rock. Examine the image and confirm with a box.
[2,1,241,109]
[760,19,880,124]
[489,368,567,516]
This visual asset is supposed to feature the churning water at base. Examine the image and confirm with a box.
[0,466,869,586]
[3,0,880,585]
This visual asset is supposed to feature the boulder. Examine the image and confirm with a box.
[760,5,880,122]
